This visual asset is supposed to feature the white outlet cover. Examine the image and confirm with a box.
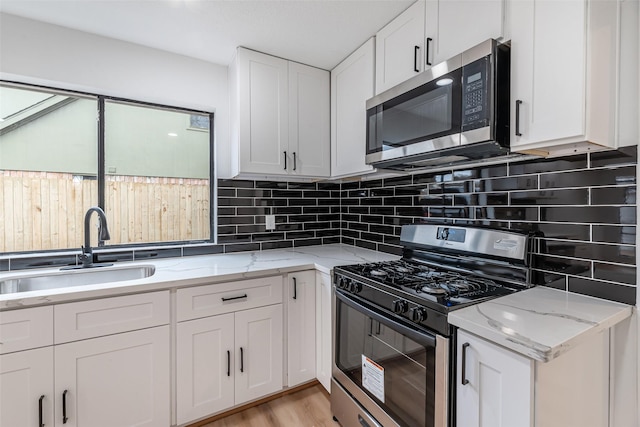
[265,215,276,230]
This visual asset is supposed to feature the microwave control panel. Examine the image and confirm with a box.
[462,56,490,131]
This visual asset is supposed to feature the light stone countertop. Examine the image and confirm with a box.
[2,245,633,366]
[0,244,399,310]
[448,286,634,362]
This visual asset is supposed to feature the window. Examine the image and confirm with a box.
[0,83,214,253]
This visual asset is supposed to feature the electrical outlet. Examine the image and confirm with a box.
[265,215,276,230]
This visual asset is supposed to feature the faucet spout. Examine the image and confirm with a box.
[82,207,111,268]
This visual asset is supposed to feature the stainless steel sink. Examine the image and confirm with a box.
[0,265,155,294]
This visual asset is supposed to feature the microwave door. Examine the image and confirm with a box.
[366,67,463,165]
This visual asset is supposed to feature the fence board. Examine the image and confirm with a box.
[0,172,210,252]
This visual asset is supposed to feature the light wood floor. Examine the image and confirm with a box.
[200,384,338,427]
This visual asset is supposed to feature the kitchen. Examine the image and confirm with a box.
[0,1,638,427]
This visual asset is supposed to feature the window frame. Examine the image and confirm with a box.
[0,80,216,254]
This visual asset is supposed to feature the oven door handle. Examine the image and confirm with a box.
[336,290,436,348]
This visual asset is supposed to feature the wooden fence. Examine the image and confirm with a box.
[0,170,210,253]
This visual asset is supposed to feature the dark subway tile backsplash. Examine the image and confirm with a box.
[3,149,636,307]
[340,147,636,305]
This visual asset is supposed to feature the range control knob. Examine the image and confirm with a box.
[411,307,427,323]
[336,277,347,289]
[349,281,363,294]
[392,299,408,314]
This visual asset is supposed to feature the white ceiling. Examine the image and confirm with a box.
[0,0,415,70]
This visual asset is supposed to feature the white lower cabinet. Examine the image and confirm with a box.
[315,271,332,393]
[456,329,533,427]
[54,326,170,427]
[176,304,284,425]
[0,346,54,427]
[286,271,316,387]
[457,328,610,427]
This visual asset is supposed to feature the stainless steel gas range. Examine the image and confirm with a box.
[331,224,534,427]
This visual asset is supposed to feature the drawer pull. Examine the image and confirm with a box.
[240,347,244,373]
[293,277,297,300]
[227,350,231,377]
[221,294,248,302]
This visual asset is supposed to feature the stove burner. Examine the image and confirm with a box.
[419,285,448,295]
[396,265,414,274]
[370,269,388,277]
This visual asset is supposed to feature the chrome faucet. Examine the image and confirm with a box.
[81,207,111,268]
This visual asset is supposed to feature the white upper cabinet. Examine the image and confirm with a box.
[509,0,639,155]
[425,0,505,66]
[230,48,330,179]
[330,38,376,178]
[288,62,331,177]
[375,0,505,95]
[375,1,426,94]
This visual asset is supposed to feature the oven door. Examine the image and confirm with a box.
[333,290,449,427]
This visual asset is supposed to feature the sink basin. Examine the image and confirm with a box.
[0,265,155,294]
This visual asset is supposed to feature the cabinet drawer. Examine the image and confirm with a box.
[177,276,283,322]
[54,291,170,343]
[0,306,53,354]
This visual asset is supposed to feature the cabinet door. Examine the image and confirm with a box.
[456,330,533,427]
[510,0,586,148]
[331,38,375,178]
[375,1,426,94]
[0,347,54,427]
[425,0,504,66]
[315,271,332,393]
[286,271,316,387]
[288,62,330,177]
[176,314,235,425]
[238,48,289,175]
[54,326,170,427]
[234,304,283,405]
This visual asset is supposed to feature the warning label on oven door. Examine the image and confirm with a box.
[362,355,385,403]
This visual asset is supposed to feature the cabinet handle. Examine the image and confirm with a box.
[292,152,297,171]
[62,390,68,424]
[38,395,45,427]
[221,294,247,302]
[426,37,433,66]
[515,100,523,137]
[283,151,287,170]
[240,347,244,373]
[227,350,231,377]
[414,46,420,72]
[461,342,470,385]
[293,277,297,300]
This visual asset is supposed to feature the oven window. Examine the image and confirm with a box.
[336,297,436,427]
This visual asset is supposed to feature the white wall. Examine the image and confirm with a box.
[0,13,233,178]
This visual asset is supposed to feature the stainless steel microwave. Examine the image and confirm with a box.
[366,39,510,171]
